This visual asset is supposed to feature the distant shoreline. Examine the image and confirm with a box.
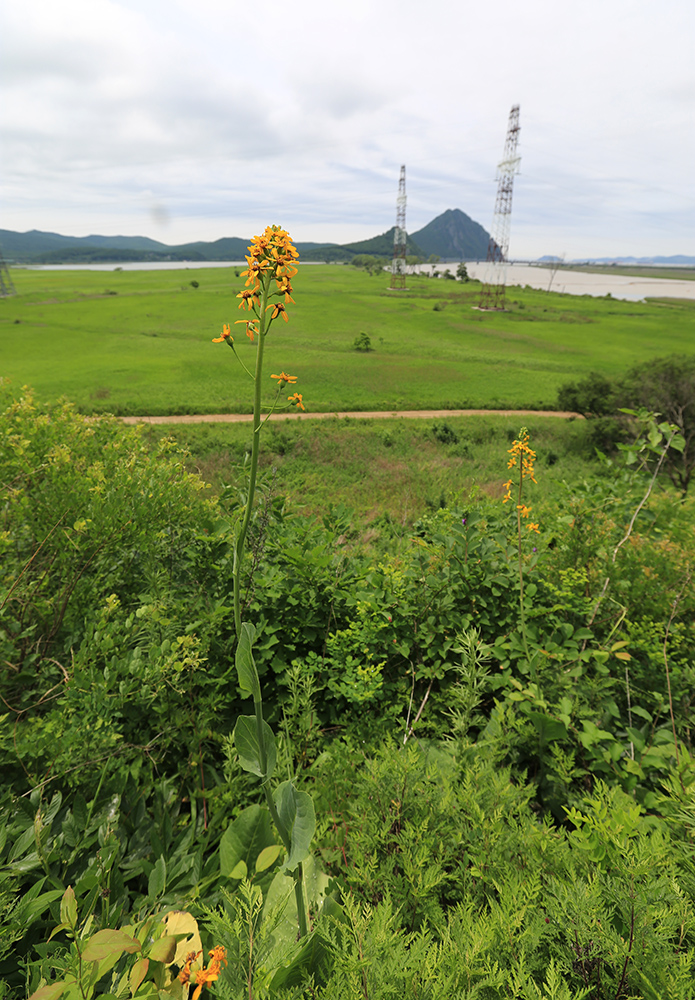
[9,260,695,302]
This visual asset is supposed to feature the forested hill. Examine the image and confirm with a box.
[0,209,491,264]
[410,208,490,261]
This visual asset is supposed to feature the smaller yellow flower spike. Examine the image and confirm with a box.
[288,392,305,411]
[507,429,537,482]
[503,428,540,536]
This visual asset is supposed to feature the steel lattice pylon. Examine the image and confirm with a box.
[390,165,407,290]
[478,105,521,310]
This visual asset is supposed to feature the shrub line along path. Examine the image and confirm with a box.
[120,409,581,426]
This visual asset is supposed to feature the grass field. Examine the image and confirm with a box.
[142,413,597,528]
[2,265,695,416]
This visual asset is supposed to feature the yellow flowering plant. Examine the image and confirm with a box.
[212,225,304,633]
[503,428,540,679]
[213,226,313,942]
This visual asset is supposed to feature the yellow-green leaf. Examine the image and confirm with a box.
[130,957,150,994]
[148,935,177,964]
[82,928,140,963]
[164,911,202,968]
[60,886,77,929]
[29,984,69,1000]
[255,844,283,873]
[230,860,248,879]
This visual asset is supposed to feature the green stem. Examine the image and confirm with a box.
[233,283,271,636]
[255,683,309,937]
[262,783,309,938]
[515,478,535,684]
[229,259,309,940]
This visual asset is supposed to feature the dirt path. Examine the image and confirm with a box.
[121,408,581,426]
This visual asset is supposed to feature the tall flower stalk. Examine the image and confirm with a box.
[213,226,303,635]
[503,428,540,681]
[213,226,312,939]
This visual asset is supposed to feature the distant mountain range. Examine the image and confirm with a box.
[537,254,695,266]
[0,209,491,264]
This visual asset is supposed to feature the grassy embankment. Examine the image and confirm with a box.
[3,264,694,417]
[146,414,591,527]
[562,263,695,281]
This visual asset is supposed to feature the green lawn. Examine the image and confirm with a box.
[2,265,694,416]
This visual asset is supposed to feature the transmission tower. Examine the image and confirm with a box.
[478,104,521,310]
[0,245,16,298]
[390,165,407,290]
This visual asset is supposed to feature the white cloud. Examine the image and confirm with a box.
[2,0,694,256]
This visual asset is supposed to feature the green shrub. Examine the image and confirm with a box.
[352,332,373,352]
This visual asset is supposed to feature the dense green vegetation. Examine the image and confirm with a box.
[3,266,695,417]
[558,356,695,495]
[3,380,695,998]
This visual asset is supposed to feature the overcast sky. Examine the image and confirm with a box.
[2,0,694,259]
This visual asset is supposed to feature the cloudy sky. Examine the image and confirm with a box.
[2,0,694,259]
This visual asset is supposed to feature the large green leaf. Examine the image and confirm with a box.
[236,621,261,700]
[234,715,276,779]
[273,782,315,872]
[220,804,275,878]
[262,854,329,953]
[268,930,331,996]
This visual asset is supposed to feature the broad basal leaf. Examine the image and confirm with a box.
[234,715,276,779]
[273,782,316,872]
[220,803,275,879]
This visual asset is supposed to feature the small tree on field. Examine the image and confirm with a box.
[456,263,469,282]
[557,372,617,417]
[558,357,695,493]
[619,354,695,494]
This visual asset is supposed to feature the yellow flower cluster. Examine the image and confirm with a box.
[503,429,540,533]
[506,429,537,482]
[213,226,299,345]
[212,225,305,412]
[242,225,299,295]
[179,946,228,1000]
